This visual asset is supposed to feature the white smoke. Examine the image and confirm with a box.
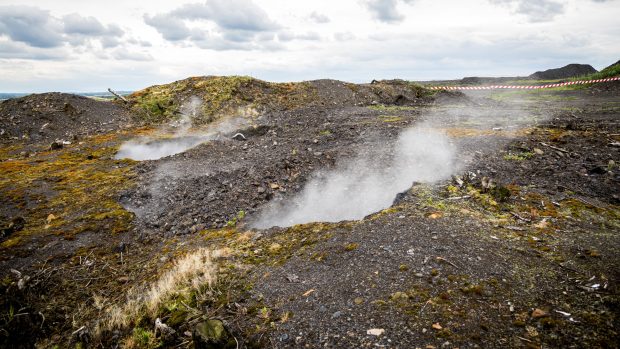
[114,136,208,161]
[252,126,457,228]
[115,97,250,161]
[253,91,549,229]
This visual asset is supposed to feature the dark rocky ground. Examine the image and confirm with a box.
[0,78,618,348]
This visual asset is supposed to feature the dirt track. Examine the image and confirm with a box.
[0,79,618,348]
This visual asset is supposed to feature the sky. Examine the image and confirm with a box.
[0,0,618,92]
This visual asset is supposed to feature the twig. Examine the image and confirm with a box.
[517,336,533,343]
[436,256,460,269]
[419,299,432,314]
[72,326,86,335]
[510,212,531,222]
[540,142,569,153]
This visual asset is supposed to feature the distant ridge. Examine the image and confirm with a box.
[529,63,597,80]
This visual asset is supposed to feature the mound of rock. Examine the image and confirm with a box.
[0,93,134,144]
[127,76,437,126]
[529,63,597,80]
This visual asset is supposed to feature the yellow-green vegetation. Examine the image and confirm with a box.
[99,248,217,334]
[368,104,415,112]
[128,76,318,124]
[0,132,137,250]
[123,327,161,349]
[576,62,620,80]
[225,210,246,227]
[379,115,403,123]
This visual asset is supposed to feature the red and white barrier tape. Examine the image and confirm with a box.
[428,76,620,90]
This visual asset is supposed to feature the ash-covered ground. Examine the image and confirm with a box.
[0,77,619,348]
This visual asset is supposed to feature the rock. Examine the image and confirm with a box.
[432,323,442,330]
[192,320,235,349]
[354,297,364,305]
[534,148,544,155]
[331,311,342,319]
[257,186,266,193]
[1,217,25,239]
[531,308,549,318]
[155,318,176,342]
[270,183,280,189]
[366,328,385,336]
[50,140,64,150]
[391,291,409,300]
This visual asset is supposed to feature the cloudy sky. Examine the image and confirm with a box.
[0,0,618,92]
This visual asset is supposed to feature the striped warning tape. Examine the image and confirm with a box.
[428,76,620,90]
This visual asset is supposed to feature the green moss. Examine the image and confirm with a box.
[343,242,359,251]
[503,152,534,161]
[126,327,161,348]
[129,76,318,125]
[0,132,136,250]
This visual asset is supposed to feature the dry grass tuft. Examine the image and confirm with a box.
[98,248,218,334]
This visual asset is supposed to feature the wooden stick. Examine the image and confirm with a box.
[108,88,128,103]
[436,256,460,269]
[540,142,569,153]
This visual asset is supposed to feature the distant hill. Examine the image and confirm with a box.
[0,91,133,102]
[529,64,597,80]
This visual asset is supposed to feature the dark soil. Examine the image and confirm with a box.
[0,92,134,145]
[0,78,618,348]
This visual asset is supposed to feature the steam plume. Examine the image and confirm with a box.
[252,126,457,228]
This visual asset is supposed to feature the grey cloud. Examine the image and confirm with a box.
[63,13,107,35]
[0,40,69,60]
[144,0,281,51]
[172,0,279,31]
[0,5,137,59]
[363,0,415,23]
[144,14,191,41]
[490,0,566,22]
[111,49,153,61]
[309,12,330,23]
[0,6,64,48]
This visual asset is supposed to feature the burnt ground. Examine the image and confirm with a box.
[0,79,618,348]
[0,92,135,146]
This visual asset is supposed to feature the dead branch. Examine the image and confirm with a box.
[108,88,128,103]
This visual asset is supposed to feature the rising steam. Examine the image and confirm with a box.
[252,126,457,228]
[253,92,548,228]
[115,97,249,161]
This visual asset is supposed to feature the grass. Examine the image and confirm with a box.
[99,248,218,333]
[574,62,620,81]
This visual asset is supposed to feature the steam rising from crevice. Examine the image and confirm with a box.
[115,96,249,161]
[253,92,549,229]
[252,126,457,228]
